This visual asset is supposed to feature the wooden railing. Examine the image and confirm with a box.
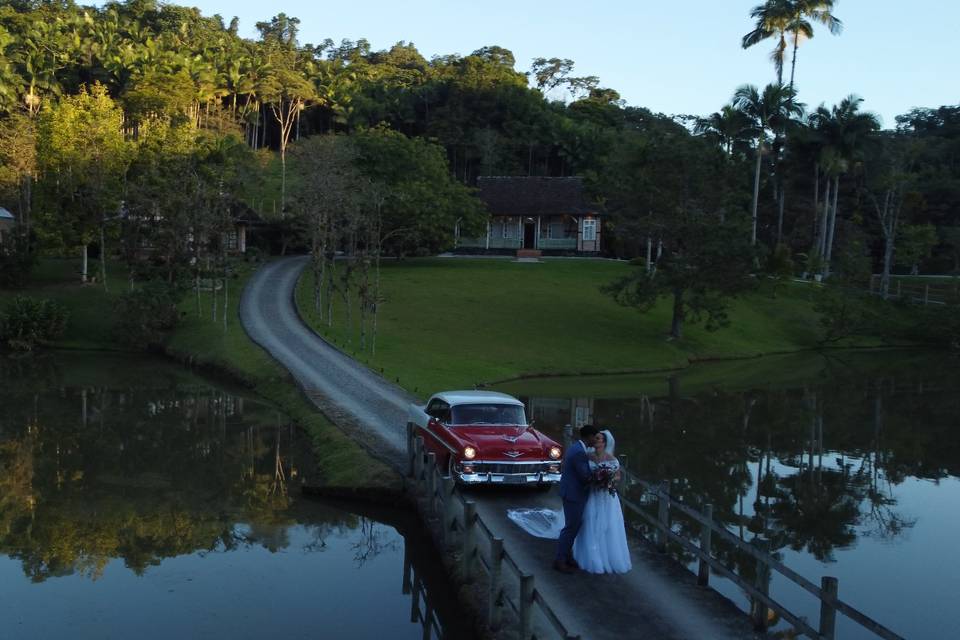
[406,423,580,640]
[616,457,905,640]
[403,551,446,640]
[868,274,959,305]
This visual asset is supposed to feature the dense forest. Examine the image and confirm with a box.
[0,0,958,344]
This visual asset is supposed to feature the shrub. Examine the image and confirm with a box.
[0,296,69,351]
[0,231,37,289]
[114,281,181,348]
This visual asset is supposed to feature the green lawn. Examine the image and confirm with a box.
[0,258,132,350]
[0,258,398,492]
[295,258,885,397]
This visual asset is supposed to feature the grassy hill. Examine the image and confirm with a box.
[294,258,886,396]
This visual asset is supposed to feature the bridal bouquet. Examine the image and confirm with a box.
[591,464,617,496]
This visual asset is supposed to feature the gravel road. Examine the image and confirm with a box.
[240,256,762,640]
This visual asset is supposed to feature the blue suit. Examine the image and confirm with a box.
[556,440,592,563]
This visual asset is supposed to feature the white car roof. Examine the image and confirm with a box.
[431,390,524,407]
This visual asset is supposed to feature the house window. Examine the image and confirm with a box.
[582,218,597,241]
[549,223,564,239]
[502,218,516,239]
[224,230,239,251]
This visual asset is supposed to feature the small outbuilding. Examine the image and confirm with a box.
[456,176,603,255]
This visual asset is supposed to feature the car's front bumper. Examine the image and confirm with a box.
[454,461,561,485]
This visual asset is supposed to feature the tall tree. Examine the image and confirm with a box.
[809,95,880,276]
[742,0,794,84]
[36,84,132,286]
[733,83,803,245]
[786,0,843,94]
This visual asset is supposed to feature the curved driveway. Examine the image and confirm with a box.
[240,256,415,464]
[240,256,760,640]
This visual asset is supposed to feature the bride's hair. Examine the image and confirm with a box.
[596,430,616,458]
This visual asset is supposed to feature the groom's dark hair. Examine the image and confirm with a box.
[579,424,599,441]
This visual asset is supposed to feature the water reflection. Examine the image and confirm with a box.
[502,351,960,640]
[0,355,470,639]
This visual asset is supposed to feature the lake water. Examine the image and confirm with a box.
[0,354,469,640]
[496,350,960,640]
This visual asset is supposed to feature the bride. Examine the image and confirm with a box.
[509,429,632,574]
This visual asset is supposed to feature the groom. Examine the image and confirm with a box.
[553,424,598,574]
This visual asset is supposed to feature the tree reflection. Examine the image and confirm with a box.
[525,354,956,565]
[0,358,331,581]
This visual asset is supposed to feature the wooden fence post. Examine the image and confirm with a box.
[657,481,670,553]
[750,539,771,630]
[819,576,839,640]
[407,422,415,477]
[618,455,629,494]
[426,453,437,511]
[461,501,477,582]
[698,504,713,586]
[488,537,504,630]
[518,573,535,640]
[410,568,421,623]
[441,476,457,549]
[402,538,412,595]
[414,436,424,483]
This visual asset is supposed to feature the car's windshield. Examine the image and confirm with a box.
[450,404,526,426]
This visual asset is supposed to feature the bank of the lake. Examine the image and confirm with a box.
[294,257,893,395]
[0,258,399,495]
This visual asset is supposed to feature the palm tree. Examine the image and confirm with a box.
[808,95,880,276]
[742,0,794,84]
[743,1,843,90]
[786,1,843,94]
[733,83,804,245]
[694,105,751,156]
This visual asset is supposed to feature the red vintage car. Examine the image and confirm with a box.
[409,390,562,486]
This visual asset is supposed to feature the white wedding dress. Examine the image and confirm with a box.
[508,433,632,574]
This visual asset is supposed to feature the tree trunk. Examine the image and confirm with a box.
[223,270,228,331]
[776,183,785,244]
[818,176,831,259]
[81,243,88,283]
[669,288,684,339]
[812,163,820,244]
[751,141,763,245]
[645,236,653,274]
[99,224,108,292]
[788,29,800,94]
[280,150,286,218]
[824,175,840,277]
[881,233,895,299]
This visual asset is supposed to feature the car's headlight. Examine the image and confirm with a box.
[463,446,477,460]
[549,446,562,460]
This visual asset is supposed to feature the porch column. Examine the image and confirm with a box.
[535,216,541,249]
[517,217,522,246]
[485,221,490,249]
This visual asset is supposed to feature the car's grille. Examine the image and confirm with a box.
[472,462,554,475]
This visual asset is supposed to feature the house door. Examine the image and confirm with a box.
[523,222,536,249]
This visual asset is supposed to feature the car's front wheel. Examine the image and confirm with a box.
[446,455,456,480]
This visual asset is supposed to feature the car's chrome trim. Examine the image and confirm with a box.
[417,425,459,455]
[470,459,556,465]
[455,471,562,485]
